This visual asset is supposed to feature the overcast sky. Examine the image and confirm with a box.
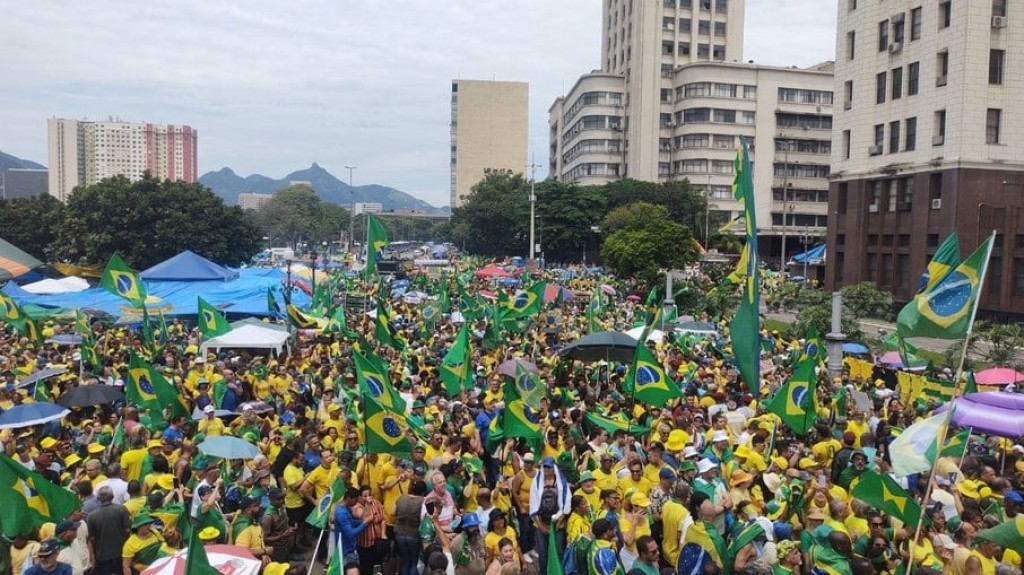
[0,1,835,206]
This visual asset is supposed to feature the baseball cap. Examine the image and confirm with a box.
[37,539,60,557]
[55,520,79,534]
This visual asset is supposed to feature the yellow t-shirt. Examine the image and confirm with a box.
[122,533,172,571]
[592,468,619,494]
[485,528,520,561]
[305,464,335,501]
[574,486,601,514]
[566,512,592,545]
[283,464,306,509]
[619,514,652,555]
[845,420,870,448]
[235,524,265,552]
[618,475,654,497]
[121,448,148,482]
[812,438,842,468]
[661,500,690,568]
[197,417,226,438]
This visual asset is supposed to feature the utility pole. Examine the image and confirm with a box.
[527,156,541,266]
[345,165,357,253]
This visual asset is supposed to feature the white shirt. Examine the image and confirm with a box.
[95,477,129,504]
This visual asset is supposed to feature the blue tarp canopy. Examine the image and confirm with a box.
[5,268,308,318]
[789,244,826,264]
[140,250,239,281]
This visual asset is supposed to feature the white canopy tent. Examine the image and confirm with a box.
[201,324,292,357]
[21,277,90,294]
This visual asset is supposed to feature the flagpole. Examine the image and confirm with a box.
[904,231,995,575]
[305,528,325,575]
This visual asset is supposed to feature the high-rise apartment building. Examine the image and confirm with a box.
[449,80,529,209]
[47,118,198,201]
[826,0,1023,316]
[548,0,835,260]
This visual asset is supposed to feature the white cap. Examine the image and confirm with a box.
[203,405,215,414]
[1011,445,1024,454]
[72,352,81,361]
[711,430,729,443]
[697,458,717,474]
[683,446,700,459]
[195,356,206,363]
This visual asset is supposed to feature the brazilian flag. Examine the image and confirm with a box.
[100,253,147,308]
[373,300,406,351]
[364,213,389,278]
[353,350,405,412]
[197,297,231,338]
[918,231,960,293]
[851,470,928,527]
[501,373,542,441]
[505,282,546,318]
[439,324,472,396]
[729,137,761,395]
[623,341,681,406]
[897,233,994,340]
[363,394,413,456]
[127,353,189,418]
[306,475,346,529]
[286,304,327,330]
[765,356,817,435]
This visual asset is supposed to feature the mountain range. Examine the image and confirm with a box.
[199,163,447,213]
[0,150,45,172]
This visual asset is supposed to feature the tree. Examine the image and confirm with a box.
[600,202,699,283]
[57,174,262,268]
[448,173,529,257]
[979,322,1024,368]
[840,282,894,321]
[253,184,349,249]
[0,195,66,260]
[535,180,606,263]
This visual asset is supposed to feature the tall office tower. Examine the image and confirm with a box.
[549,0,834,259]
[449,79,529,209]
[827,0,1022,315]
[47,118,197,201]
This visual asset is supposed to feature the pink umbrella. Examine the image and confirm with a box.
[600,284,617,295]
[543,284,574,303]
[974,367,1024,385]
[474,264,510,279]
[626,294,641,302]
[879,351,927,370]
[142,545,260,575]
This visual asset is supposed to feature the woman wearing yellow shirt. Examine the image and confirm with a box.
[619,492,652,571]
[566,495,592,545]
[122,514,173,574]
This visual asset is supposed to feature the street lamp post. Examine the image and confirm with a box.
[527,158,540,266]
[345,165,357,253]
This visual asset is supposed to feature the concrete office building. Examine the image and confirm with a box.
[548,0,834,257]
[449,80,529,209]
[238,193,273,211]
[826,0,1023,316]
[47,118,197,201]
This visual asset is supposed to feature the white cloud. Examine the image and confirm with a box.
[0,0,834,206]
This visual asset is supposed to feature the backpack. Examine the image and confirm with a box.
[539,484,560,518]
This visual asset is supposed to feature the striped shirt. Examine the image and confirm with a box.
[356,498,385,548]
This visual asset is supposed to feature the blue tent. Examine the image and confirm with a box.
[790,244,826,265]
[140,250,239,281]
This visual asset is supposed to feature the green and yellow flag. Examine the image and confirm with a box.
[918,231,960,294]
[440,324,472,396]
[623,342,681,406]
[501,373,543,441]
[306,475,346,529]
[353,350,406,412]
[729,137,761,394]
[506,282,546,318]
[286,304,328,330]
[897,232,994,340]
[184,526,219,575]
[583,411,651,436]
[365,214,388,277]
[197,297,231,338]
[0,452,81,538]
[975,515,1024,552]
[765,356,818,435]
[0,292,23,324]
[374,300,406,351]
[851,470,927,527]
[363,395,413,456]
[100,253,147,307]
[127,353,189,418]
[74,310,91,337]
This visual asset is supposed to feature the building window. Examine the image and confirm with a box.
[849,0,857,9]
[847,31,856,60]
[889,121,901,153]
[714,22,727,36]
[683,108,711,122]
[685,82,712,97]
[712,109,736,123]
[939,1,952,28]
[989,49,1005,85]
[874,124,885,147]
[698,20,710,35]
[715,0,727,13]
[679,42,691,56]
[893,15,905,44]
[993,0,1007,17]
[908,62,920,95]
[698,43,710,58]
[843,129,851,159]
[878,20,889,51]
[867,253,878,282]
[881,254,894,287]
[876,72,887,104]
[663,41,675,55]
[680,18,692,33]
[988,257,1002,297]
[905,117,917,151]
[844,80,854,108]
[1014,258,1024,298]
[986,108,1002,144]
[897,254,910,289]
[910,7,922,40]
[936,51,949,86]
[892,67,903,99]
[712,45,726,60]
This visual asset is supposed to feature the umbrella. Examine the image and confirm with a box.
[543,284,574,304]
[878,351,927,371]
[0,237,44,281]
[190,407,238,421]
[237,400,275,414]
[842,342,871,354]
[13,367,69,389]
[625,294,641,302]
[141,545,260,575]
[474,264,510,279]
[0,402,70,429]
[45,334,83,345]
[672,321,719,335]
[198,436,261,460]
[497,358,540,377]
[600,284,617,296]
[625,326,664,343]
[974,367,1024,385]
[934,392,1024,438]
[57,385,124,408]
[559,331,638,363]
[496,277,521,286]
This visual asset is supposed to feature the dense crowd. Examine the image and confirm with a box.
[0,265,1021,575]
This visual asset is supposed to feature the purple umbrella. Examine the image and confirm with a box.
[497,358,540,377]
[934,392,1024,438]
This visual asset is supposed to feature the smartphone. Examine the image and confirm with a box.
[817,475,827,488]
